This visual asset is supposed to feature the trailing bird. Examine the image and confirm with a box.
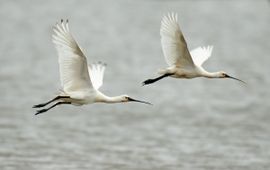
[142,13,245,86]
[33,19,151,115]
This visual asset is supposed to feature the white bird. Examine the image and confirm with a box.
[142,13,245,86]
[33,19,151,115]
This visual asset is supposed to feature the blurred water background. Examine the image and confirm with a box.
[0,0,270,169]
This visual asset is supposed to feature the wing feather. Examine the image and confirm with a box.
[190,46,213,67]
[88,62,106,90]
[160,13,195,68]
[52,19,93,93]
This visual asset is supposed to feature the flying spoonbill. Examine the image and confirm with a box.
[33,19,151,115]
[142,13,245,85]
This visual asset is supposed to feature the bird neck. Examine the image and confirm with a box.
[95,92,122,103]
[202,70,221,78]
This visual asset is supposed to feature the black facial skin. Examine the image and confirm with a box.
[127,97,152,105]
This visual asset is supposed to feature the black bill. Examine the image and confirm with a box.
[225,74,246,84]
[127,97,152,105]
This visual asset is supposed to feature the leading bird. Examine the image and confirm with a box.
[142,13,245,86]
[33,20,151,115]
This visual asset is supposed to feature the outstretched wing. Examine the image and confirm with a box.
[160,13,195,68]
[190,46,213,67]
[52,19,93,93]
[88,62,106,90]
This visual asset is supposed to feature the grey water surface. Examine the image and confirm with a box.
[0,0,270,169]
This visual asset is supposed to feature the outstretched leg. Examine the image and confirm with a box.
[142,73,174,86]
[35,101,71,115]
[33,96,70,108]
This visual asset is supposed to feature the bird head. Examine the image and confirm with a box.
[120,95,152,105]
[218,71,245,83]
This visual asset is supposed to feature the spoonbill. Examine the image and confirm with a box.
[33,19,151,115]
[142,13,245,86]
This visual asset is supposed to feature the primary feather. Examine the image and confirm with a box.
[160,13,195,68]
[190,46,213,67]
[88,62,106,90]
[52,20,93,93]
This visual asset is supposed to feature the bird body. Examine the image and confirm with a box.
[58,89,96,105]
[33,20,151,115]
[142,13,244,85]
[158,66,205,79]
[160,65,227,79]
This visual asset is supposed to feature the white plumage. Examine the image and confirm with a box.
[88,62,106,90]
[52,20,92,93]
[160,13,194,68]
[190,46,213,67]
[143,13,244,85]
[33,19,151,115]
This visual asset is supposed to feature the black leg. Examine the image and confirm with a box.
[142,73,174,86]
[33,96,70,108]
[35,101,71,115]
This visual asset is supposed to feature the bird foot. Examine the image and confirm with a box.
[35,109,48,115]
[142,79,154,86]
[32,103,46,108]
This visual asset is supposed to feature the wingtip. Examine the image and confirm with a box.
[162,12,179,24]
[97,61,107,66]
[57,19,69,24]
[208,45,214,52]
